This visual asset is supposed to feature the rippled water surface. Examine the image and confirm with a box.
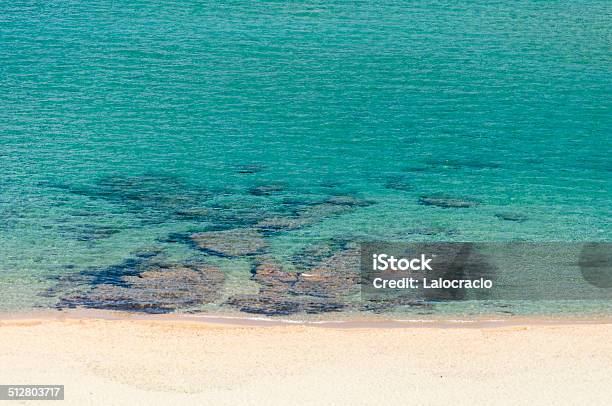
[1,1,610,315]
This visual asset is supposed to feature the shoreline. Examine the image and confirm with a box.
[2,308,611,329]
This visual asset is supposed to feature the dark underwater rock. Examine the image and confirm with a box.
[297,202,354,221]
[168,191,374,238]
[45,174,215,226]
[236,164,266,174]
[70,225,121,241]
[289,271,349,299]
[360,298,431,314]
[226,247,359,315]
[175,205,264,229]
[254,198,368,233]
[94,175,204,208]
[290,247,360,298]
[191,228,268,257]
[62,258,147,288]
[57,264,224,313]
[131,247,165,259]
[495,212,528,222]
[226,295,300,315]
[418,195,480,209]
[326,195,374,207]
[160,232,194,244]
[290,239,349,271]
[248,183,285,196]
[226,295,344,316]
[252,260,299,288]
[254,215,309,232]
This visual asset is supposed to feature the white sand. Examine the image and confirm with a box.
[0,315,611,405]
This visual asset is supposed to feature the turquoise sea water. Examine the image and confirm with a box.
[1,1,610,316]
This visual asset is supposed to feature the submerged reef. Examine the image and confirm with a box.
[226,247,360,316]
[54,257,224,313]
[44,171,382,316]
[41,170,512,317]
[191,228,268,257]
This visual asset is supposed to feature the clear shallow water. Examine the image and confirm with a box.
[1,1,610,315]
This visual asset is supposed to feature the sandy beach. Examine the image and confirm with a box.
[0,312,610,405]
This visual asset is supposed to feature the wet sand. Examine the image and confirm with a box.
[0,311,611,405]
